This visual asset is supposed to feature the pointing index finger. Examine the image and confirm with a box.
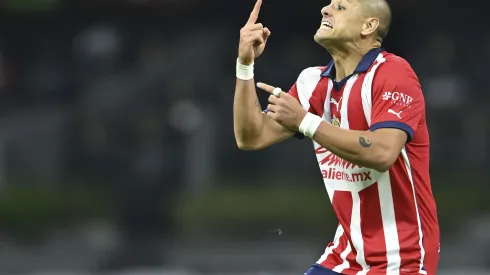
[247,0,263,25]
[257,82,280,96]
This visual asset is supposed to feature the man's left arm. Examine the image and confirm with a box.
[309,121,407,172]
[257,63,424,172]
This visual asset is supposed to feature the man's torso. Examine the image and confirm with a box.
[289,50,440,275]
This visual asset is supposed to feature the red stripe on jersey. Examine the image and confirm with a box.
[346,73,369,131]
[308,78,329,116]
[287,82,299,101]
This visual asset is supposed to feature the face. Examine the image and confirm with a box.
[314,0,368,45]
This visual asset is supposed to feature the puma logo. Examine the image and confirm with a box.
[330,97,342,112]
[388,109,402,119]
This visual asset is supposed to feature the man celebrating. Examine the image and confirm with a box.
[233,0,440,274]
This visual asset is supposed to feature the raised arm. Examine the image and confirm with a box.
[233,0,294,150]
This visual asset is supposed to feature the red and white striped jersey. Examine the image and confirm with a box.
[288,49,440,275]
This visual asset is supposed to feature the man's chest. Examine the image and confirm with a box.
[301,75,370,130]
[328,79,369,131]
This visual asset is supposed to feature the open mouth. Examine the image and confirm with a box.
[320,20,333,30]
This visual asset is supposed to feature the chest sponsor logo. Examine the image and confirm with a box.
[315,146,372,182]
[322,167,372,182]
[315,146,381,194]
[316,146,361,169]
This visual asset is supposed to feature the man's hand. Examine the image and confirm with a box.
[257,82,307,131]
[238,0,271,65]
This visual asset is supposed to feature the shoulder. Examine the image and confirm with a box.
[371,52,421,93]
[375,52,419,80]
[290,66,328,100]
[372,52,424,98]
[296,66,326,82]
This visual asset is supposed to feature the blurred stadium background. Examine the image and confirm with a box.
[0,0,488,274]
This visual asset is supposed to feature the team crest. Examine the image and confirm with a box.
[331,115,340,127]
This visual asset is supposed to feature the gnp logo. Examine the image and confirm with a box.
[382,91,413,107]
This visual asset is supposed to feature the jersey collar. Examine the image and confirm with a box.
[321,47,383,78]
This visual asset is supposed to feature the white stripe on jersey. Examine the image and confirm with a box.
[377,171,401,274]
[323,79,334,125]
[339,75,359,130]
[401,148,427,275]
[321,80,335,200]
[296,67,323,111]
[351,191,370,273]
[361,54,387,126]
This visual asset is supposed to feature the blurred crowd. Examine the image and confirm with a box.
[0,0,489,273]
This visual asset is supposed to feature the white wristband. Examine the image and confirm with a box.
[299,112,323,138]
[236,58,254,80]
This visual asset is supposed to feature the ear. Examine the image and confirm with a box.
[361,17,380,36]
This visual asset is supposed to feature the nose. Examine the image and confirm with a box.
[321,5,331,17]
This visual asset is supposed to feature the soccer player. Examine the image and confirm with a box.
[233,0,440,274]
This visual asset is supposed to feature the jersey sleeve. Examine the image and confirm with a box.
[287,83,305,139]
[370,61,425,142]
[287,82,300,102]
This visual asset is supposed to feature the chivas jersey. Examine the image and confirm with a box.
[288,48,440,275]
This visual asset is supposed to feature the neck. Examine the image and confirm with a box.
[326,41,380,81]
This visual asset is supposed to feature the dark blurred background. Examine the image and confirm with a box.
[0,0,488,274]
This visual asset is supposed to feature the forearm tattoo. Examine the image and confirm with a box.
[359,136,372,148]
